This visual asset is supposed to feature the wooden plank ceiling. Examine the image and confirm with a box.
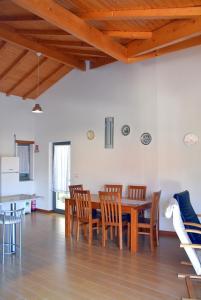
[1,0,201,100]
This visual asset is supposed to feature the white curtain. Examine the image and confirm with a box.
[53,145,70,192]
[17,145,30,174]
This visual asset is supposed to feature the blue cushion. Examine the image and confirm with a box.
[174,190,201,244]
[92,209,101,219]
[122,214,130,222]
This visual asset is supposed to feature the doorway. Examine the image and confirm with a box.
[52,141,71,213]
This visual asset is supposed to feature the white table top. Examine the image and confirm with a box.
[0,194,40,204]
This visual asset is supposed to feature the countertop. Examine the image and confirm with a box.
[0,194,40,203]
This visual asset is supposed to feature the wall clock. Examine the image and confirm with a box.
[141,132,152,145]
[87,130,95,140]
[183,133,199,146]
[121,125,130,136]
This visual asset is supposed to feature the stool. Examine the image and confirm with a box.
[0,208,24,264]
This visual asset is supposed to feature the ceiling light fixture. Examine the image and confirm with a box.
[32,52,43,114]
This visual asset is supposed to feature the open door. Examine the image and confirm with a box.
[52,142,71,213]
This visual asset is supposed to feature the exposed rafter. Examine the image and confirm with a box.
[0,49,28,80]
[12,0,128,63]
[127,17,201,57]
[17,29,70,35]
[0,15,42,22]
[6,57,48,95]
[104,31,152,40]
[0,23,85,70]
[92,35,201,69]
[80,7,201,20]
[17,29,152,40]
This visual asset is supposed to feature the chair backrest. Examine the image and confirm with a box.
[0,208,24,224]
[150,191,161,225]
[69,184,83,199]
[165,198,201,276]
[127,185,146,200]
[74,190,92,222]
[174,190,201,244]
[99,191,122,226]
[104,185,123,197]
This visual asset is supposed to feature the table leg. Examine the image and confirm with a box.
[65,200,71,238]
[130,208,138,254]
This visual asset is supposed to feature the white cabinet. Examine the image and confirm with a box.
[1,157,19,173]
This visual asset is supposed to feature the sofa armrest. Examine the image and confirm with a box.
[184,222,201,229]
[180,243,201,249]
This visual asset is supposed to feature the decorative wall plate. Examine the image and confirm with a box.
[87,130,95,140]
[183,133,199,146]
[141,132,152,145]
[121,125,130,136]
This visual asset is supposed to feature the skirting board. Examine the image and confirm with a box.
[35,208,54,214]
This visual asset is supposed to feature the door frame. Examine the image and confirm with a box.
[52,141,71,214]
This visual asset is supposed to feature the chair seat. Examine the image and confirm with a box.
[92,209,101,219]
[122,214,130,222]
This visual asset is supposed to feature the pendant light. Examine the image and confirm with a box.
[32,52,43,114]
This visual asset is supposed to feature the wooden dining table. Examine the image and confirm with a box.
[65,195,152,253]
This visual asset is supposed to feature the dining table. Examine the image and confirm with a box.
[65,195,152,254]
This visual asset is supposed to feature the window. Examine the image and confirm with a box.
[16,140,34,181]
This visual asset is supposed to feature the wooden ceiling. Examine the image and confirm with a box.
[1,0,201,100]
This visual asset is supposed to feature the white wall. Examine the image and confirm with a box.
[1,46,201,231]
[0,96,35,194]
[34,46,201,231]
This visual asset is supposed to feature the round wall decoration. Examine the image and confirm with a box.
[183,133,199,146]
[87,130,95,140]
[141,132,152,145]
[121,125,130,136]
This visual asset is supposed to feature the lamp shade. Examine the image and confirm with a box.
[32,103,43,113]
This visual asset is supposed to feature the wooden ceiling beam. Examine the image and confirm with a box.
[0,49,28,80]
[6,57,47,95]
[104,31,152,39]
[17,29,69,35]
[23,64,71,99]
[0,15,42,22]
[127,17,201,57]
[35,39,94,50]
[92,35,201,69]
[12,0,128,63]
[0,23,85,70]
[80,7,201,20]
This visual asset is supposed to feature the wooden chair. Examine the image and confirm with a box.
[166,198,201,300]
[104,185,123,197]
[128,185,146,200]
[99,191,130,250]
[74,190,100,245]
[69,184,83,234]
[137,191,161,251]
[128,185,147,217]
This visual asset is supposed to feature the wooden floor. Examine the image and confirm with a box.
[0,212,200,300]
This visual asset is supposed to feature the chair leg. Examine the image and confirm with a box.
[110,227,113,240]
[96,222,100,235]
[88,223,92,245]
[19,222,22,260]
[102,225,106,247]
[156,223,159,246]
[76,220,80,241]
[2,223,5,264]
[118,226,123,250]
[127,224,130,248]
[83,224,87,238]
[150,228,154,252]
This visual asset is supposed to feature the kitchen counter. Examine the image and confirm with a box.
[0,194,39,203]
